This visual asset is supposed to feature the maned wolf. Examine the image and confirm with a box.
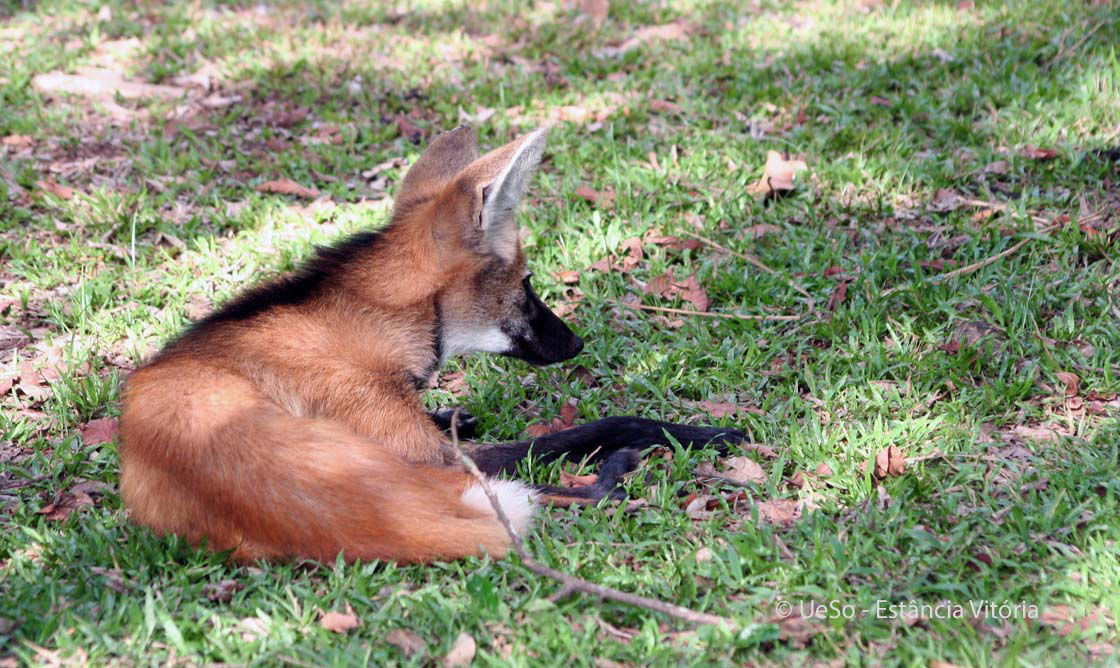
[119,126,743,563]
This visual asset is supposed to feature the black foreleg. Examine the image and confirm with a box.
[470,416,745,476]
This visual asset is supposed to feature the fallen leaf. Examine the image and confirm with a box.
[396,115,423,143]
[2,134,32,149]
[387,628,426,656]
[32,67,185,101]
[1010,424,1059,442]
[559,471,599,488]
[1054,371,1080,398]
[554,270,580,284]
[873,445,906,479]
[695,546,713,562]
[741,223,781,239]
[458,106,496,125]
[559,399,578,427]
[746,151,808,199]
[672,274,708,311]
[722,456,766,485]
[90,566,130,593]
[929,188,964,212]
[755,499,800,527]
[37,179,74,199]
[650,99,681,113]
[600,20,692,57]
[524,423,553,438]
[320,610,360,633]
[869,96,892,107]
[815,462,833,477]
[442,632,476,667]
[0,325,29,353]
[1021,146,1059,160]
[38,490,95,521]
[255,179,320,199]
[826,281,848,312]
[980,160,1009,175]
[573,184,614,208]
[579,0,609,26]
[80,418,118,446]
[202,579,244,603]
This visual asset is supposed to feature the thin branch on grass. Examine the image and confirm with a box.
[882,221,1062,297]
[618,301,801,322]
[1045,19,1110,70]
[447,411,737,630]
[683,231,815,304]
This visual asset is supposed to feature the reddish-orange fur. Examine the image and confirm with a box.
[119,128,544,563]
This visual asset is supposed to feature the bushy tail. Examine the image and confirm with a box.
[120,371,535,563]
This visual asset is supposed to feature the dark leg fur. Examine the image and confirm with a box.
[429,408,478,439]
[533,447,640,501]
[470,416,745,476]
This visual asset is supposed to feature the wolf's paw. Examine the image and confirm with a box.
[430,408,478,439]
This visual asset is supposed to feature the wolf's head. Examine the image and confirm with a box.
[392,126,583,366]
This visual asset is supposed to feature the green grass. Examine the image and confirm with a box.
[2,0,1119,664]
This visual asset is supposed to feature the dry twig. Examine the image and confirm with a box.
[619,301,801,322]
[683,231,815,304]
[447,411,737,630]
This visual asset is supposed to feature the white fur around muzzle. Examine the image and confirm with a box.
[460,478,537,533]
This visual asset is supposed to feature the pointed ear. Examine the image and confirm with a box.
[475,127,547,263]
[395,126,478,211]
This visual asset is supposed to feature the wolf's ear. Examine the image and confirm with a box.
[395,126,479,211]
[470,127,547,263]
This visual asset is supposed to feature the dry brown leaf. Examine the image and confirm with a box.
[559,399,578,427]
[644,273,673,298]
[80,417,118,446]
[869,96,892,107]
[32,67,186,101]
[579,0,609,26]
[742,223,781,239]
[672,274,709,311]
[255,179,320,199]
[756,499,800,527]
[573,184,614,208]
[826,281,848,312]
[37,179,74,199]
[603,20,693,56]
[387,628,427,656]
[929,187,964,212]
[396,115,422,143]
[650,99,682,113]
[554,270,580,285]
[2,134,32,149]
[873,445,906,479]
[1010,424,1060,442]
[442,632,476,667]
[0,325,29,353]
[38,490,95,521]
[1054,371,1080,397]
[1021,146,1059,160]
[722,456,766,485]
[746,151,807,199]
[815,462,833,477]
[202,579,244,603]
[695,546,713,562]
[559,471,599,488]
[524,423,554,438]
[320,610,360,633]
[981,160,1009,175]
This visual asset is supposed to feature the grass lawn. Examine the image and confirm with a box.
[2,0,1119,664]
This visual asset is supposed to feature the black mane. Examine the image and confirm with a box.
[179,229,385,338]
